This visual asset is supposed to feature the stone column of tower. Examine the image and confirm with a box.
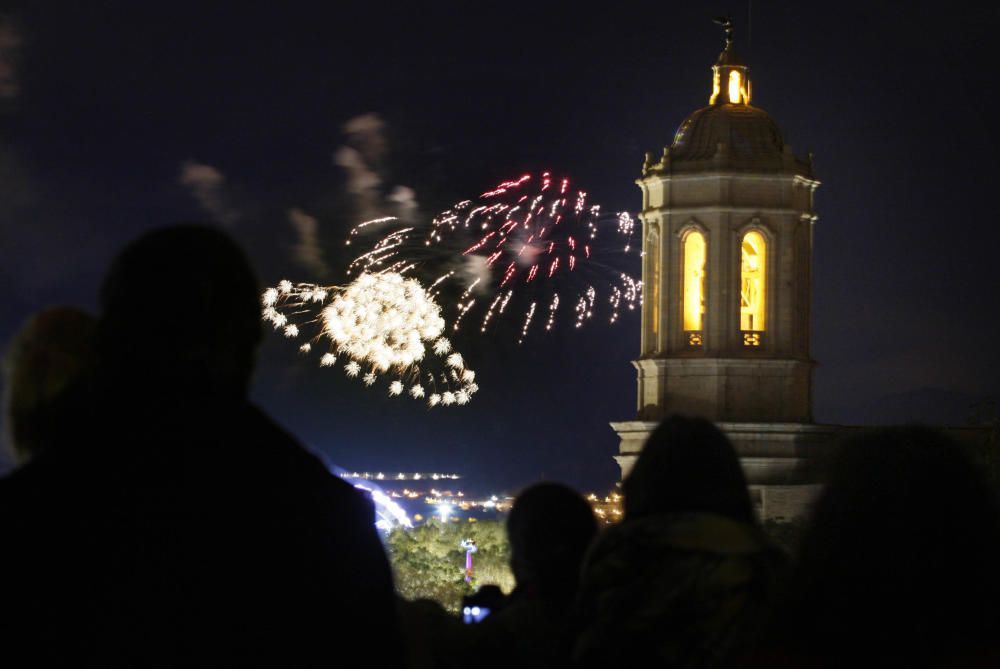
[611,26,839,520]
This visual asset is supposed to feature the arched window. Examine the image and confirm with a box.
[728,70,742,103]
[740,231,766,334]
[650,233,660,342]
[683,231,706,338]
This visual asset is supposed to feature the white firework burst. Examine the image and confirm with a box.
[321,273,445,372]
[263,271,478,407]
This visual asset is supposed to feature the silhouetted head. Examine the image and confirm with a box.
[3,307,96,462]
[623,415,754,524]
[97,226,261,397]
[785,426,1000,660]
[506,482,597,601]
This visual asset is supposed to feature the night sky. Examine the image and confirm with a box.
[1,2,997,491]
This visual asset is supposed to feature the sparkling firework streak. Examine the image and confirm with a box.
[345,172,640,345]
[575,286,597,328]
[545,294,560,331]
[262,272,478,407]
[519,302,537,344]
[345,217,396,245]
[480,291,507,333]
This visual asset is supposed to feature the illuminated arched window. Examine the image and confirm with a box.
[709,63,751,105]
[683,231,706,335]
[728,70,742,103]
[741,231,766,332]
[650,233,660,341]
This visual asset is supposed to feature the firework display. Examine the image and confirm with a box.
[263,173,640,406]
[347,172,640,341]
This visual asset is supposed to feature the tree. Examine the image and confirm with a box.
[387,519,514,612]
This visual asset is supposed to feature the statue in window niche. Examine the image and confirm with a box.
[741,236,763,331]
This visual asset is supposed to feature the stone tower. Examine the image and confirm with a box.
[612,22,835,519]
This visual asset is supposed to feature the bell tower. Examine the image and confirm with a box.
[635,19,819,424]
[613,20,833,518]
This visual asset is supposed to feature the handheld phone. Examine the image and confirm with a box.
[462,605,491,624]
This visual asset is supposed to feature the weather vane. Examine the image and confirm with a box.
[713,15,734,47]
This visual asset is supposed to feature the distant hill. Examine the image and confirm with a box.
[856,387,995,427]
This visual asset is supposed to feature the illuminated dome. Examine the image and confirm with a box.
[672,103,784,162]
[641,20,812,177]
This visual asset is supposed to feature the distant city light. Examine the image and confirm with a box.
[346,471,461,481]
[340,468,570,528]
[350,482,413,531]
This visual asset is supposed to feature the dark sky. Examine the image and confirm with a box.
[1,2,997,490]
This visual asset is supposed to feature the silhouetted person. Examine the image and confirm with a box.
[759,427,1000,667]
[461,482,598,669]
[3,306,95,464]
[574,415,788,669]
[0,226,402,666]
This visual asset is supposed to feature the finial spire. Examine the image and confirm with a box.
[713,15,734,48]
[708,16,750,105]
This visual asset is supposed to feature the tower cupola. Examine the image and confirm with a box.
[709,16,750,105]
[655,16,801,172]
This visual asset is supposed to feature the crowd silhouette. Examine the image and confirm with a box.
[3,226,999,667]
[1,227,402,666]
